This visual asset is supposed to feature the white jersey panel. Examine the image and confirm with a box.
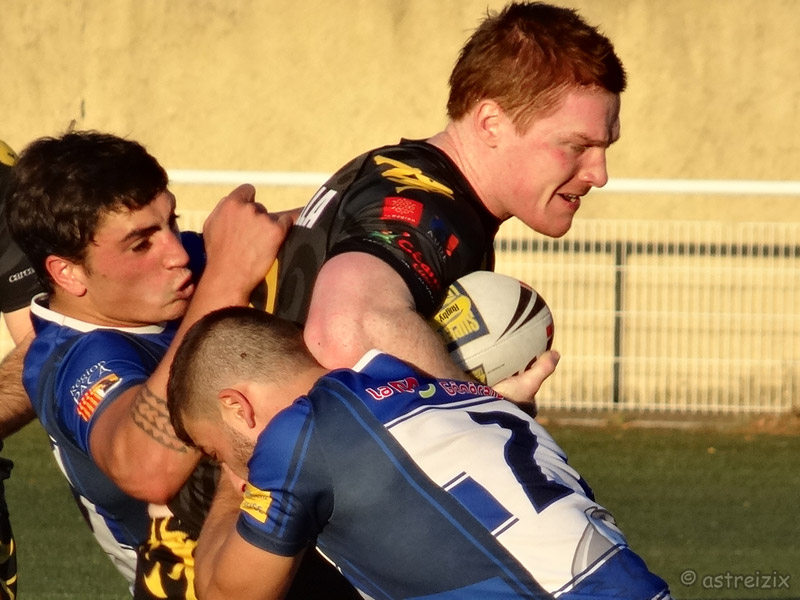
[385,397,628,596]
[51,440,137,584]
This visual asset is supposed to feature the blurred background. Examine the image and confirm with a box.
[2,2,799,598]
[3,0,797,415]
[2,0,798,214]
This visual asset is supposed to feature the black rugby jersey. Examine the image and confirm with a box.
[0,156,41,313]
[261,139,501,324]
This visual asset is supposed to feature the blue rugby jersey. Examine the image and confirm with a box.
[238,351,671,600]
[24,301,177,582]
[21,231,203,584]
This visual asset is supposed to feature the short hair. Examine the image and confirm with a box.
[5,130,168,293]
[167,306,315,447]
[447,2,627,132]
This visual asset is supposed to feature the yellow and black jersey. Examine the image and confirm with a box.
[260,139,501,324]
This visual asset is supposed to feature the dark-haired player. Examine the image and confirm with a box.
[168,306,672,600]
[4,130,298,598]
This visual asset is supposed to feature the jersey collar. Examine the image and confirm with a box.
[29,293,168,335]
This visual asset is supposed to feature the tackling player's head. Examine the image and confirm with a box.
[5,131,168,294]
[168,307,317,465]
[446,1,626,133]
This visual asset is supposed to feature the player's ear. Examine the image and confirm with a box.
[45,255,87,297]
[219,387,257,429]
[473,99,503,148]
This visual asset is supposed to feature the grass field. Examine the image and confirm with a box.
[3,415,799,600]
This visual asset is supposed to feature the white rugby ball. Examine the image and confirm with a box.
[429,271,554,386]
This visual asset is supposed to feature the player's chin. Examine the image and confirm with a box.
[162,298,191,322]
[531,216,574,238]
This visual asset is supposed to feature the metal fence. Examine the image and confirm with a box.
[495,218,799,414]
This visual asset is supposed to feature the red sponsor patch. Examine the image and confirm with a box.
[77,373,120,421]
[445,234,459,257]
[381,197,423,226]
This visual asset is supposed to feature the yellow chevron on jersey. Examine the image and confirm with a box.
[139,517,197,599]
[249,260,279,313]
[0,539,13,564]
[0,141,17,167]
[374,155,454,198]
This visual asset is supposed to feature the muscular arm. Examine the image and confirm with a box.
[304,252,558,406]
[304,252,465,379]
[0,333,35,439]
[195,474,301,600]
[89,186,293,503]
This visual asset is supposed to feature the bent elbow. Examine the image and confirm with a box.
[121,478,177,505]
[303,313,367,370]
[114,465,188,505]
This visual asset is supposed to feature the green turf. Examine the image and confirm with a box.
[548,422,800,600]
[3,417,799,599]
[4,422,129,599]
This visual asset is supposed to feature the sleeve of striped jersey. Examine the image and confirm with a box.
[236,401,332,557]
[52,331,155,454]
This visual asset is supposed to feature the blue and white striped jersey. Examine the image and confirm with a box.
[238,350,671,599]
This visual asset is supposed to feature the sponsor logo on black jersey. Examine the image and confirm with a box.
[8,267,35,284]
[380,197,423,226]
[367,230,440,290]
[397,237,439,289]
[374,156,454,198]
[427,217,460,259]
[367,230,405,246]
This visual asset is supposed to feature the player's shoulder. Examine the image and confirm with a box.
[27,324,167,388]
[250,398,315,484]
[362,139,459,180]
[313,352,440,424]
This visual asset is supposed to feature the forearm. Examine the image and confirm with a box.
[195,475,242,598]
[0,334,35,439]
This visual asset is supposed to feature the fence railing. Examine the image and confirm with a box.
[495,219,799,414]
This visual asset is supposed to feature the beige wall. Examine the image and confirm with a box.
[2,0,798,219]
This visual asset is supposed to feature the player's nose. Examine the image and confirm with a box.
[164,230,190,268]
[580,149,609,188]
